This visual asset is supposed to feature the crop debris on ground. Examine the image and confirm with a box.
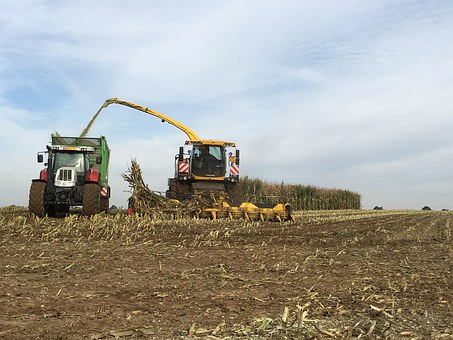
[0,207,451,339]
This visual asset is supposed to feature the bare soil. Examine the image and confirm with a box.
[0,208,452,339]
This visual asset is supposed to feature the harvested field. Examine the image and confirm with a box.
[0,208,452,339]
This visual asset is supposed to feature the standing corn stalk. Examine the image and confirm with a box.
[240,176,361,210]
[122,159,208,218]
[123,159,177,215]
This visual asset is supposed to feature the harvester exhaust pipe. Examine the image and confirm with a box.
[178,146,184,161]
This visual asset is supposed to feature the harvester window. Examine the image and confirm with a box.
[209,146,223,161]
[192,145,225,177]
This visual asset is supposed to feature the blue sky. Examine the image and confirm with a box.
[1,0,453,210]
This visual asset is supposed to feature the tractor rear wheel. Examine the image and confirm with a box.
[82,183,100,216]
[29,181,46,217]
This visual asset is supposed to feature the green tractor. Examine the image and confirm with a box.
[29,134,110,217]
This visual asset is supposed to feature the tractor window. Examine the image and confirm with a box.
[191,145,225,177]
[54,153,86,173]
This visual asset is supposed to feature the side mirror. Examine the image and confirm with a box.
[235,150,240,165]
[96,155,102,164]
[37,154,44,163]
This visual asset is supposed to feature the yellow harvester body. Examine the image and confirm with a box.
[96,98,293,221]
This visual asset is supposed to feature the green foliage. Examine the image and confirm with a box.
[241,176,361,210]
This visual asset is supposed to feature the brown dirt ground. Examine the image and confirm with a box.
[0,208,452,339]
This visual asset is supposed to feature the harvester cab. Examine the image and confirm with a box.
[29,135,111,217]
[177,141,239,180]
[171,139,242,202]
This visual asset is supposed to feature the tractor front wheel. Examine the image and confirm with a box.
[82,183,100,216]
[29,181,46,217]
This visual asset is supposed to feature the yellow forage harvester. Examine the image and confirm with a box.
[97,98,293,222]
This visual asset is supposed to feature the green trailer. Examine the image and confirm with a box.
[29,134,111,217]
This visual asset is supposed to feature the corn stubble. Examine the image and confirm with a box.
[0,206,452,338]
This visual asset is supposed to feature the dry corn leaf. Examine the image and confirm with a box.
[281,306,289,325]
[188,323,197,336]
[256,317,272,333]
[137,326,156,335]
[109,329,135,337]
[212,321,226,335]
[195,328,211,335]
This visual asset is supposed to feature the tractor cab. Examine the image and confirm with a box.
[29,134,111,218]
[36,145,99,206]
[50,150,92,187]
[38,146,98,185]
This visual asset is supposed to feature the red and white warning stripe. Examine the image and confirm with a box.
[178,161,189,173]
[230,164,240,176]
[101,186,108,197]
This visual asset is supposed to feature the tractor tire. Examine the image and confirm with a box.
[82,183,100,216]
[29,181,46,217]
[100,197,109,213]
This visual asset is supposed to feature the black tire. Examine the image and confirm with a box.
[82,183,100,216]
[100,197,109,213]
[167,178,191,200]
[29,181,46,217]
[47,205,57,217]
[226,181,244,203]
[167,178,178,199]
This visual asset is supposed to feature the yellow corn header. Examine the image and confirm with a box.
[201,201,293,221]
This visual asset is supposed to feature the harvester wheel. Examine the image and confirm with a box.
[167,179,178,199]
[82,183,100,216]
[226,181,245,203]
[167,178,191,200]
[29,181,46,217]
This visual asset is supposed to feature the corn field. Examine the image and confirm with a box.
[241,176,361,210]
